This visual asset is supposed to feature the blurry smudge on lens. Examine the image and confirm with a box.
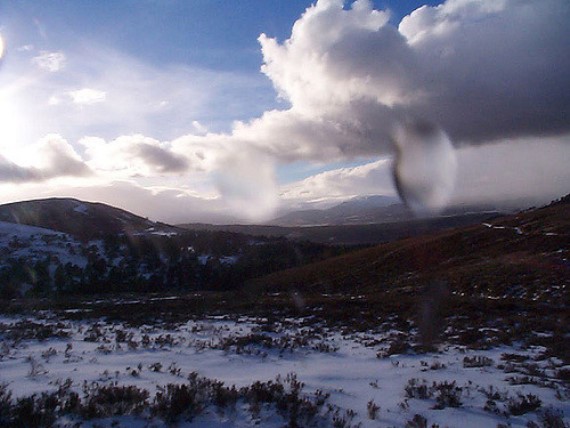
[391,119,457,216]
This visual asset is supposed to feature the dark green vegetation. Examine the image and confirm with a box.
[0,229,350,297]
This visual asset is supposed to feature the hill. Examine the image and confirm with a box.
[247,196,570,304]
[0,198,177,240]
[0,198,353,297]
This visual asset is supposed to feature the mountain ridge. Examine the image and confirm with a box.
[0,197,178,240]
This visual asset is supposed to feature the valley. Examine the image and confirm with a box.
[0,196,568,426]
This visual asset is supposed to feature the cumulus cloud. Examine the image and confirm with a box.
[31,51,66,72]
[68,88,106,105]
[251,0,570,161]
[81,135,189,177]
[0,156,41,183]
[0,134,90,182]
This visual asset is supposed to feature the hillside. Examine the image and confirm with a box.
[0,198,177,240]
[180,212,501,245]
[248,196,570,304]
[0,199,352,298]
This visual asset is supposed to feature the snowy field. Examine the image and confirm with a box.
[0,301,568,427]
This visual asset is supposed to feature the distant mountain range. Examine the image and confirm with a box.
[268,194,531,227]
[270,195,404,226]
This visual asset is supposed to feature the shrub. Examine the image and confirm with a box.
[432,381,462,409]
[538,407,568,428]
[0,384,12,426]
[153,381,206,422]
[81,383,149,419]
[11,393,58,428]
[367,399,380,420]
[463,355,494,368]
[508,393,542,416]
[405,379,432,400]
[406,414,428,428]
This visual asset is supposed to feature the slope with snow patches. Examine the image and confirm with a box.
[0,312,568,427]
[0,221,88,269]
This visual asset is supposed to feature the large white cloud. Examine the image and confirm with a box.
[2,0,570,222]
[81,135,189,177]
[0,134,90,182]
[253,0,570,160]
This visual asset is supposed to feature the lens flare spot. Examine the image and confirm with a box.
[392,119,457,216]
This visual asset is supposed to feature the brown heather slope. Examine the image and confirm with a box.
[247,196,570,305]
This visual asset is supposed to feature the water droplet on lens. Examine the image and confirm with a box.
[392,119,457,216]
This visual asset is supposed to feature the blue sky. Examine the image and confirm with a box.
[0,0,569,223]
[1,0,443,136]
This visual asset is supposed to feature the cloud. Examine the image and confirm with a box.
[282,134,570,211]
[0,156,41,183]
[249,0,570,162]
[392,120,456,215]
[2,44,274,149]
[449,134,570,206]
[0,179,232,224]
[31,51,65,72]
[191,120,208,135]
[81,135,189,177]
[0,134,90,182]
[68,88,106,105]
[281,159,395,208]
[4,0,570,219]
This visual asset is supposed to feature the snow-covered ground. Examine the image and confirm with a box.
[0,312,567,427]
[0,221,87,269]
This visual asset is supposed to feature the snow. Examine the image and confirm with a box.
[0,220,64,238]
[151,231,178,237]
[220,255,239,265]
[73,203,89,215]
[0,314,567,427]
[0,221,88,269]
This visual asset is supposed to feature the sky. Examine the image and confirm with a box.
[0,0,569,224]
